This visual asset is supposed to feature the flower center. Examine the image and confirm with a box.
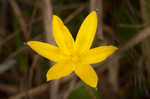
[71,55,79,62]
[68,53,82,63]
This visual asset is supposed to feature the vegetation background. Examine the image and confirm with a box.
[0,0,150,99]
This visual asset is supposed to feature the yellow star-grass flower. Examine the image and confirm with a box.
[27,11,118,88]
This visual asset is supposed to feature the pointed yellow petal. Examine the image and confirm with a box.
[27,41,65,62]
[82,46,118,64]
[75,64,98,87]
[46,62,74,81]
[75,11,97,53]
[52,15,74,54]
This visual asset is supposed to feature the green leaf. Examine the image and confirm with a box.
[68,85,101,99]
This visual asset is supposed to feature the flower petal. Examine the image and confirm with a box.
[75,64,98,87]
[75,11,97,53]
[27,41,65,62]
[46,62,74,81]
[52,15,74,54]
[82,46,118,64]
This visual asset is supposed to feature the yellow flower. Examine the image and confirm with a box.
[27,11,118,88]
